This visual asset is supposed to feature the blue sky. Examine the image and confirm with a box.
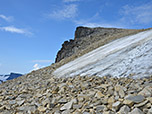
[0,0,152,74]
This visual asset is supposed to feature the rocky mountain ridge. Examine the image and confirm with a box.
[55,26,141,63]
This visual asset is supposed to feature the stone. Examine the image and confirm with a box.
[123,99,134,107]
[118,105,130,114]
[48,103,55,108]
[95,91,104,98]
[60,101,73,111]
[112,101,121,111]
[0,110,11,114]
[115,85,125,98]
[143,109,149,114]
[73,104,83,109]
[78,97,84,102]
[138,86,152,97]
[108,96,115,104]
[126,95,145,103]
[62,110,71,114]
[58,98,67,104]
[101,98,108,105]
[147,97,152,103]
[119,89,125,98]
[115,85,122,91]
[91,101,102,107]
[38,106,47,112]
[17,105,35,112]
[134,100,149,107]
[103,111,115,114]
[71,98,77,104]
[128,108,144,114]
[9,100,16,105]
[54,110,61,114]
[95,105,106,112]
[146,103,152,108]
[17,100,25,106]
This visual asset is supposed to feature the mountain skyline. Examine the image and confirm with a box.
[0,0,152,74]
[0,72,22,83]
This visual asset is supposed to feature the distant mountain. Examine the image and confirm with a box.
[6,73,22,80]
[0,73,22,83]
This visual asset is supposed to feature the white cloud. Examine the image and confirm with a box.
[120,2,152,25]
[0,14,13,22]
[63,0,80,2]
[48,4,78,20]
[32,60,52,63]
[0,26,32,35]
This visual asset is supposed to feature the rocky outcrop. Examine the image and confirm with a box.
[55,26,131,63]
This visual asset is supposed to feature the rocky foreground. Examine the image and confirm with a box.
[0,74,152,114]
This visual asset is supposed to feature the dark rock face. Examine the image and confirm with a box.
[55,26,126,63]
[74,26,96,39]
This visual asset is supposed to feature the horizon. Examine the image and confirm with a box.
[0,0,152,74]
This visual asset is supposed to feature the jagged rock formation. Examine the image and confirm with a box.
[55,26,136,63]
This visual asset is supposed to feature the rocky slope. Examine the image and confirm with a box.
[0,27,152,114]
[0,74,151,114]
[55,27,142,63]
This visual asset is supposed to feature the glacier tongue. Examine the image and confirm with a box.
[53,29,152,78]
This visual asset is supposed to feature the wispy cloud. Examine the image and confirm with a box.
[0,26,32,35]
[32,60,52,63]
[63,0,80,3]
[48,4,78,20]
[0,14,13,22]
[120,2,152,25]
